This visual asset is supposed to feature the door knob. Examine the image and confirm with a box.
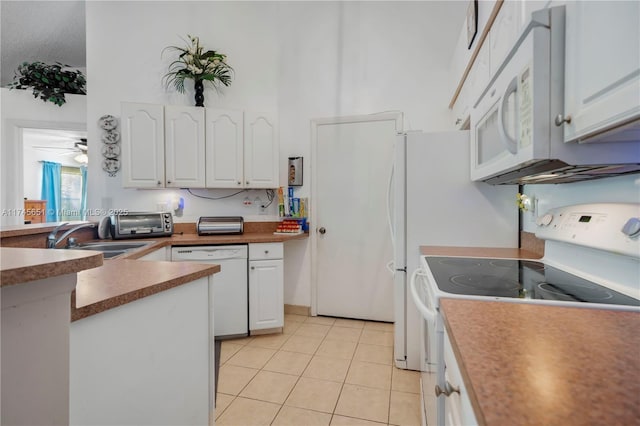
[318,227,326,234]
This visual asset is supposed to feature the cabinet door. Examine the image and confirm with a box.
[249,259,283,330]
[489,0,521,77]
[205,109,244,188]
[121,102,165,188]
[563,1,640,142]
[244,112,279,189]
[164,106,206,188]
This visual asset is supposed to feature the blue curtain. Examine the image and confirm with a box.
[80,165,88,220]
[41,161,61,222]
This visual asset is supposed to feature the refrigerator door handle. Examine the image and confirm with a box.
[386,163,395,246]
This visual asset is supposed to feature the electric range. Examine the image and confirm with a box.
[411,203,640,426]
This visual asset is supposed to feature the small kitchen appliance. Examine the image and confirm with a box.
[110,212,173,239]
[196,216,244,235]
[411,203,640,426]
[470,5,640,184]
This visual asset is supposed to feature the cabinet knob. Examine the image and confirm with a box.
[264,250,269,254]
[554,114,572,126]
[157,181,161,185]
[237,181,241,185]
[436,382,460,396]
[435,382,460,397]
[455,118,462,125]
[251,266,255,270]
[246,181,249,185]
[167,180,172,184]
[318,227,326,235]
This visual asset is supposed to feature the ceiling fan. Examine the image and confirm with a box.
[32,137,88,164]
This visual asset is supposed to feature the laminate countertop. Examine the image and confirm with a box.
[1,231,306,321]
[121,231,308,259]
[72,260,220,321]
[420,246,542,259]
[440,298,640,426]
[0,247,103,286]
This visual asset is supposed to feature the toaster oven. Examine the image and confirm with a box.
[110,212,173,239]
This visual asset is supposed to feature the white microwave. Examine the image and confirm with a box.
[470,6,640,184]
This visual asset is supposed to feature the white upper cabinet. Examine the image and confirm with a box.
[165,106,206,188]
[121,102,165,188]
[244,111,279,189]
[489,0,521,77]
[562,1,640,143]
[205,109,244,188]
[122,103,279,189]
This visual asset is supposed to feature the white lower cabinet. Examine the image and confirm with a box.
[442,329,478,426]
[136,246,169,261]
[249,243,284,331]
[70,277,212,426]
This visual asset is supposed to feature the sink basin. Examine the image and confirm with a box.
[66,241,153,258]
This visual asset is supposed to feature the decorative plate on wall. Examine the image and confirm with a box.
[101,144,121,159]
[98,115,118,131]
[101,130,120,144]
[102,158,120,176]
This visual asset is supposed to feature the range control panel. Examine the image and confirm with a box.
[535,203,640,259]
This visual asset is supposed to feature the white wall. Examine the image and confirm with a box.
[85,1,465,306]
[0,88,86,226]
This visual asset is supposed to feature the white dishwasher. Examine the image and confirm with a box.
[171,245,248,339]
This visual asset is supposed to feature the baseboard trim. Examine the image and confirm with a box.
[284,304,310,316]
[250,327,283,336]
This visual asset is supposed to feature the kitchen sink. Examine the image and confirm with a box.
[66,241,153,259]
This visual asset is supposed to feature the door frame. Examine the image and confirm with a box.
[310,112,403,316]
[2,119,86,226]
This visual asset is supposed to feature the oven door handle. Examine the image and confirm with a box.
[410,268,436,321]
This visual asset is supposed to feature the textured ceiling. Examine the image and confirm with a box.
[1,1,86,87]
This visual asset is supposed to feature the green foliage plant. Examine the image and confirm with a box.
[162,35,233,94]
[8,61,86,107]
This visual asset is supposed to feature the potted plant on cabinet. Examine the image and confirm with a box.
[162,35,233,107]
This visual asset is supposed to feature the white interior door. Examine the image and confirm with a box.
[312,114,401,322]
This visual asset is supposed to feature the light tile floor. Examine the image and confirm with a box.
[216,314,421,426]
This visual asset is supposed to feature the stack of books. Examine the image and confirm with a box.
[274,219,304,235]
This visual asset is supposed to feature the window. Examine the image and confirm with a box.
[60,166,83,221]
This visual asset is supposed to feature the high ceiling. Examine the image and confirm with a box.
[1,1,86,87]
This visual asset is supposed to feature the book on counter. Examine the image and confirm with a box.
[274,219,305,235]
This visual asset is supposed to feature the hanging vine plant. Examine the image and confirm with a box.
[8,61,86,106]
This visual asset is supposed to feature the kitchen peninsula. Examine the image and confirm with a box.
[1,220,307,424]
[0,239,222,425]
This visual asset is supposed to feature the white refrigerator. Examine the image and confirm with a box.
[391,131,518,370]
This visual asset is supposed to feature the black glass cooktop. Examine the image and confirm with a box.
[425,257,640,306]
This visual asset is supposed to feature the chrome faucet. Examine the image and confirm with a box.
[46,222,95,249]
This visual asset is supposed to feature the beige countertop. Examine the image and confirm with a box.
[420,245,542,259]
[1,226,306,321]
[72,260,220,321]
[123,231,308,259]
[440,299,640,426]
[0,247,103,287]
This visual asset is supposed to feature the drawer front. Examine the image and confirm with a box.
[249,243,283,260]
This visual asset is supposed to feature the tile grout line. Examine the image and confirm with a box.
[218,316,398,425]
[328,323,363,424]
[269,315,336,425]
